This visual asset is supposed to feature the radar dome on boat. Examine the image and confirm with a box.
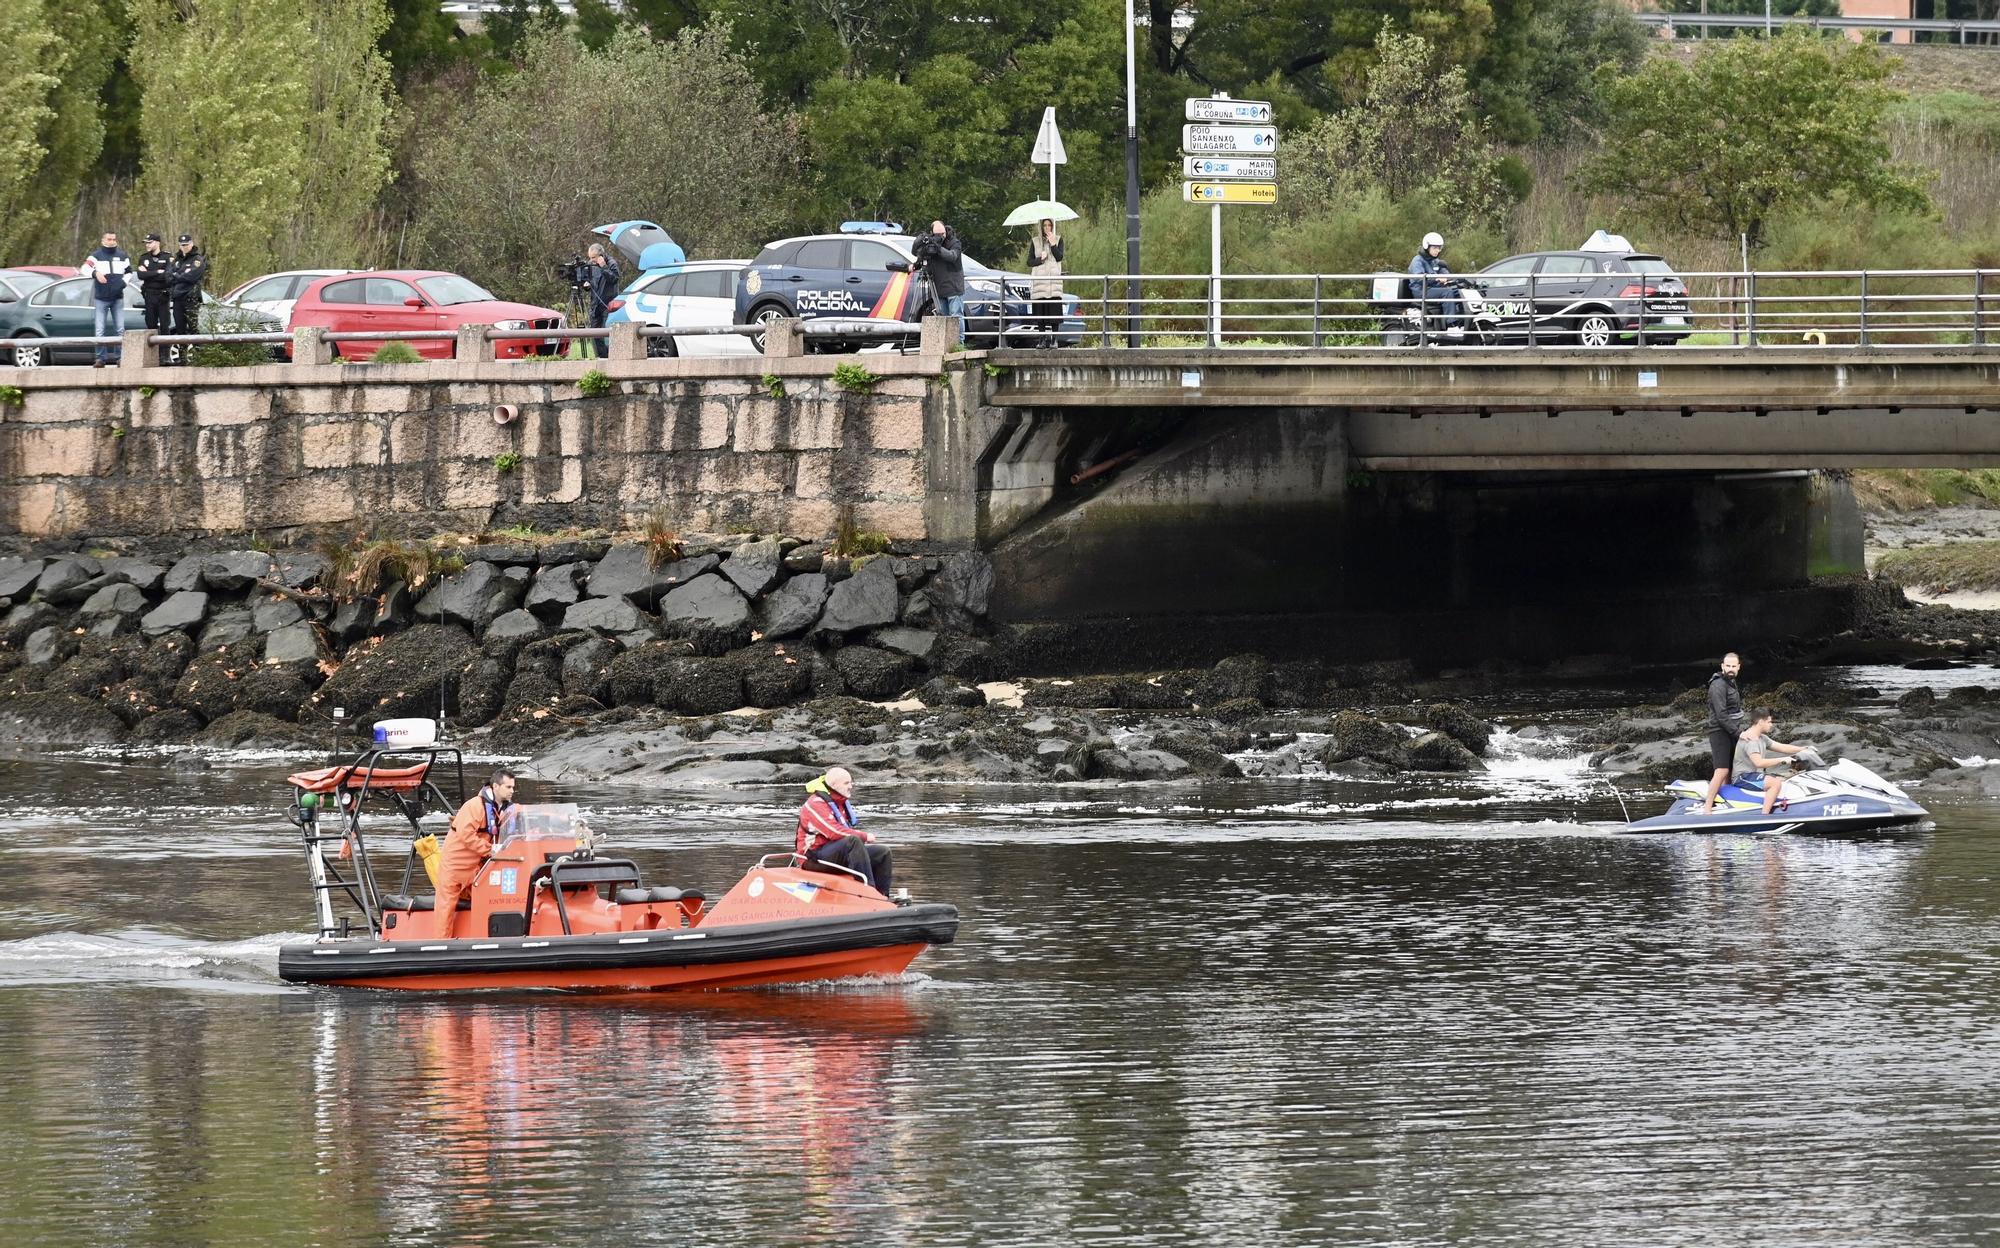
[373,718,437,747]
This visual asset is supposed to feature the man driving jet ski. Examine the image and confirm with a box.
[1733,707,1813,816]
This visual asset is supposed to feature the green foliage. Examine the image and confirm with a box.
[1579,31,1931,249]
[0,386,23,409]
[409,24,805,307]
[761,373,786,399]
[379,0,479,81]
[1283,25,1510,228]
[831,362,880,394]
[111,425,126,439]
[1497,0,1648,143]
[0,0,122,263]
[129,0,396,289]
[577,369,614,398]
[1876,539,2000,594]
[495,451,523,473]
[138,385,156,399]
[188,307,277,367]
[1855,469,2000,511]
[368,340,424,364]
[983,361,1007,378]
[828,512,891,559]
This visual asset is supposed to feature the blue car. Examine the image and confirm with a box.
[733,223,1083,351]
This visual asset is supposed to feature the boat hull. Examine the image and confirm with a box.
[280,904,958,992]
[1622,796,1928,837]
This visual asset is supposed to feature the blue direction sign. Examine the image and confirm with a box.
[1182,156,1277,181]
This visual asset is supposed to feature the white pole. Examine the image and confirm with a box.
[1050,159,1056,203]
[1211,203,1222,346]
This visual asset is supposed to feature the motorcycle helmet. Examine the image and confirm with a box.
[1422,232,1444,249]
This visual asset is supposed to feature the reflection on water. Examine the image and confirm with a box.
[2,742,2000,1245]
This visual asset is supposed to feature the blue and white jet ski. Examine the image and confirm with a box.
[1623,752,1928,836]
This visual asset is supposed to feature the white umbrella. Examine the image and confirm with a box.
[1002,200,1079,227]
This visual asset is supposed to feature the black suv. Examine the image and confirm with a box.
[1471,239,1693,346]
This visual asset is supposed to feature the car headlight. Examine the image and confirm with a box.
[967,278,1001,294]
[494,320,530,331]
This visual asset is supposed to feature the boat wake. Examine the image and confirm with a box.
[0,929,303,992]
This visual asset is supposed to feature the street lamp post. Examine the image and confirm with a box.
[1124,0,1141,347]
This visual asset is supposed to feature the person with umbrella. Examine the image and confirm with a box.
[1006,199,1077,340]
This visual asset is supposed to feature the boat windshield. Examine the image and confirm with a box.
[508,803,582,838]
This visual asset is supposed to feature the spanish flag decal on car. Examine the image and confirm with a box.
[870,271,913,319]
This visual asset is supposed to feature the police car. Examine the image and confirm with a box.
[604,259,753,357]
[734,222,1082,351]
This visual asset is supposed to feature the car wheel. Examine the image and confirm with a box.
[1575,312,1616,349]
[12,337,43,368]
[749,302,791,353]
[645,330,677,359]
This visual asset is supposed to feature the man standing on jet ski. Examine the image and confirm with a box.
[1701,652,1746,814]
[1735,708,1811,816]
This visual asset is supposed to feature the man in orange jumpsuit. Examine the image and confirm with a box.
[437,767,517,938]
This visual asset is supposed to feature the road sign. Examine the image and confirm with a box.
[1186,97,1273,124]
[1181,124,1276,155]
[1182,156,1276,181]
[1182,182,1278,205]
[1031,106,1067,165]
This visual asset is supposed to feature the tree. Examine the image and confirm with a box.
[0,0,124,263]
[406,24,807,305]
[0,2,64,262]
[130,0,397,287]
[378,0,468,82]
[1577,30,1930,249]
[1282,25,1508,228]
[1481,0,1647,143]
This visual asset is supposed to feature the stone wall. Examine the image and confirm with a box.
[0,365,964,542]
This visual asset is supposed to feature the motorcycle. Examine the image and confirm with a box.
[1368,272,1499,347]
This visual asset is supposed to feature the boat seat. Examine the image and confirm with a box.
[611,886,707,906]
[381,893,470,912]
[614,887,653,905]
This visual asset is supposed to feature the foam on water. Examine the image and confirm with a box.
[0,928,301,990]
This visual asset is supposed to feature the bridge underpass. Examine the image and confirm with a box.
[948,348,2000,668]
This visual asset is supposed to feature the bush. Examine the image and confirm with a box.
[577,369,612,397]
[368,340,423,364]
[831,362,879,394]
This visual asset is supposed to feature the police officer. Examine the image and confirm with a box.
[133,233,173,364]
[167,232,209,358]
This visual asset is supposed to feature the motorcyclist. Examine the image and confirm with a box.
[1406,231,1463,337]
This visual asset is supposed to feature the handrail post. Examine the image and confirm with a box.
[1312,275,1323,348]
[1527,273,1538,349]
[1976,270,1987,347]
[1858,271,1869,347]
[1745,270,1758,347]
[1100,276,1110,348]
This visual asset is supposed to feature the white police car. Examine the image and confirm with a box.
[604,259,752,357]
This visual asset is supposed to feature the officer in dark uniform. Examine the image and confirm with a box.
[167,233,209,358]
[133,233,174,364]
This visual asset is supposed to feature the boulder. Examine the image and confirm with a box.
[562,597,654,636]
[2,601,61,647]
[1086,746,1191,781]
[272,551,333,590]
[608,642,682,706]
[0,690,127,744]
[486,609,547,643]
[307,624,478,722]
[232,661,321,721]
[814,558,899,635]
[759,573,829,639]
[901,590,935,627]
[87,612,140,639]
[1322,710,1406,766]
[0,556,46,600]
[417,561,513,631]
[539,538,611,565]
[497,670,563,719]
[1423,702,1493,757]
[251,597,305,633]
[721,538,786,597]
[929,551,994,630]
[831,645,916,701]
[459,543,539,567]
[140,591,209,639]
[1400,730,1485,772]
[586,545,720,608]
[327,596,378,647]
[79,583,148,618]
[135,632,196,689]
[200,550,274,592]
[199,710,325,750]
[652,656,746,715]
[374,581,414,633]
[162,554,207,594]
[33,556,103,604]
[890,556,940,594]
[524,561,588,618]
[129,708,204,744]
[198,608,257,652]
[24,626,77,669]
[659,574,752,655]
[872,626,937,660]
[560,636,620,703]
[928,633,996,682]
[99,557,166,593]
[174,649,253,721]
[45,638,135,699]
[783,542,825,573]
[264,621,329,665]
[1199,654,1271,705]
[738,642,812,708]
[1149,730,1244,778]
[919,676,986,709]
[103,677,168,726]
[455,649,517,728]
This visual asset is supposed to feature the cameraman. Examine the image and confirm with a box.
[584,243,621,358]
[911,220,965,338]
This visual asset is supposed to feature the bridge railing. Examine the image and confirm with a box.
[1048,268,2000,351]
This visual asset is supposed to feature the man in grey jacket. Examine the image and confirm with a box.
[1701,652,1745,813]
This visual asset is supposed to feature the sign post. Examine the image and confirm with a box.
[1180,96,1277,346]
[1031,106,1067,203]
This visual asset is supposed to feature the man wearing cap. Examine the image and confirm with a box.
[166,233,208,355]
[134,234,173,364]
[794,767,894,897]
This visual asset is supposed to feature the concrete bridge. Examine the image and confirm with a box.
[5,340,1999,665]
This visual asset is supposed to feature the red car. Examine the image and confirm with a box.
[288,270,564,360]
[17,264,82,281]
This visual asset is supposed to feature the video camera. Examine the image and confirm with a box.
[554,254,591,287]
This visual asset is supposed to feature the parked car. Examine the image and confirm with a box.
[605,260,753,357]
[1468,232,1692,346]
[591,220,683,272]
[735,223,1084,351]
[0,277,281,367]
[218,269,354,325]
[13,265,80,282]
[0,269,58,305]
[287,271,564,360]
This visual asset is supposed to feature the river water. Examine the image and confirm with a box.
[4,707,2000,1246]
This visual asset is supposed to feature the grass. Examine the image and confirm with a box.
[0,387,21,408]
[494,451,523,473]
[761,373,785,399]
[1853,469,2000,511]
[827,511,891,559]
[369,341,423,364]
[1876,540,2000,594]
[831,362,880,394]
[642,507,683,569]
[577,369,613,398]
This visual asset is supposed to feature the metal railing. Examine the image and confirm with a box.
[4,269,1997,368]
[1043,268,2000,351]
[1632,11,2000,43]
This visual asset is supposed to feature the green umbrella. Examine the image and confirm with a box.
[1003,200,1079,227]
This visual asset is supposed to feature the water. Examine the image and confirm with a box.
[4,718,2000,1246]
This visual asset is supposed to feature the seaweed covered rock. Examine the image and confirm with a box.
[652,655,746,716]
[308,624,477,722]
[1321,710,1405,766]
[1422,703,1493,757]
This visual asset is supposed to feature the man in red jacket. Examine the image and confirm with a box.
[437,768,517,937]
[794,767,894,897]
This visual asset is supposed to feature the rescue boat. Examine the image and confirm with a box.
[274,725,958,992]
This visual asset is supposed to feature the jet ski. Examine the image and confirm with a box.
[275,725,957,992]
[1622,750,1928,837]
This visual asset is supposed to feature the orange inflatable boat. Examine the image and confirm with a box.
[275,739,957,992]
